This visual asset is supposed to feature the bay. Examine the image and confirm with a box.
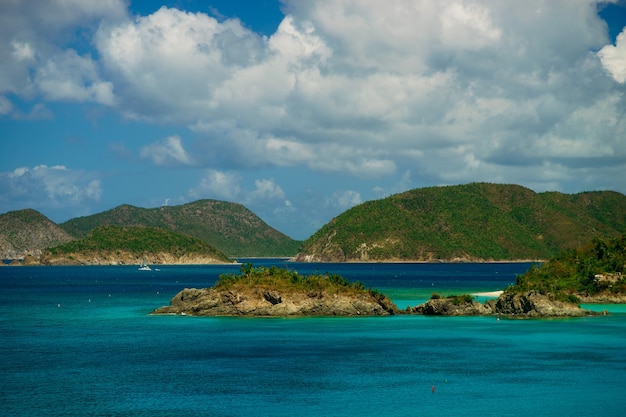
[1,262,625,417]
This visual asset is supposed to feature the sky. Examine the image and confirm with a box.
[1,0,626,240]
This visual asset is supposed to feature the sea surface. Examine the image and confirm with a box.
[2,261,625,417]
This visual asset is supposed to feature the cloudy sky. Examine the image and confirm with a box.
[1,0,625,240]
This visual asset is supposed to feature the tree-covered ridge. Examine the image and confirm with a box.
[47,225,231,262]
[216,264,385,299]
[60,200,302,257]
[298,183,626,262]
[507,234,626,299]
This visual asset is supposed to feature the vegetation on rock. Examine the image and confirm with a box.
[153,264,399,317]
[217,263,385,299]
[506,234,626,301]
[297,183,626,262]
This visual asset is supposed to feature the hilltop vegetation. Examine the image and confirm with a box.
[296,183,626,262]
[216,263,384,298]
[60,200,301,257]
[507,234,626,301]
[42,225,232,265]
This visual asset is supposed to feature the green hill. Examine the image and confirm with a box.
[43,225,232,265]
[507,234,626,301]
[0,209,74,260]
[60,200,301,257]
[296,183,626,262]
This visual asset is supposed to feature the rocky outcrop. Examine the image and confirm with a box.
[410,298,495,316]
[409,291,596,318]
[152,286,400,317]
[492,291,593,317]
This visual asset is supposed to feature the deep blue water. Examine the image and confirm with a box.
[1,262,625,417]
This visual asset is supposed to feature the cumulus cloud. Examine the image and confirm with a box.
[598,28,626,83]
[0,165,102,210]
[83,0,624,192]
[2,0,625,204]
[325,190,362,210]
[188,169,291,203]
[0,0,125,107]
[247,178,286,202]
[188,169,242,201]
[140,135,194,167]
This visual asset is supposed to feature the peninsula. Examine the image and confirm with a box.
[411,233,626,317]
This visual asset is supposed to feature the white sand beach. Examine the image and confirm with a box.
[472,290,504,297]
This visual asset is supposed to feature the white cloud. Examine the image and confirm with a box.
[0,96,13,115]
[188,170,289,205]
[598,28,626,83]
[0,165,102,210]
[34,49,114,105]
[140,135,194,167]
[247,178,286,202]
[0,0,125,102]
[2,0,625,203]
[188,169,242,201]
[325,190,362,210]
[440,1,501,49]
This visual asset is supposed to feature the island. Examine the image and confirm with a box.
[152,264,401,317]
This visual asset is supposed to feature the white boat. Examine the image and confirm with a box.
[138,259,151,271]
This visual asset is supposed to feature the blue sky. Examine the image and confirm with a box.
[1,0,626,240]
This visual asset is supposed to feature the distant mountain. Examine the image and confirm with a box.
[41,225,232,266]
[0,209,74,260]
[295,183,626,262]
[60,200,301,257]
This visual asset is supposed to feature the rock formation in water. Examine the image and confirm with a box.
[152,286,400,317]
[409,291,596,318]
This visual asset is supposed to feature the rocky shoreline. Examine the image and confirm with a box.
[153,286,605,318]
[409,291,601,318]
[2,251,235,266]
[152,286,400,317]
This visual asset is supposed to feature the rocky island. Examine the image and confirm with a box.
[152,264,400,317]
[152,265,595,318]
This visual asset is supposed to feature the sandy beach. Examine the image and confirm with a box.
[472,290,504,297]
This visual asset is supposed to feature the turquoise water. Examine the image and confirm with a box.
[1,263,625,417]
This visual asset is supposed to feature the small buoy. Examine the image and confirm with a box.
[57,303,61,308]
[431,385,435,393]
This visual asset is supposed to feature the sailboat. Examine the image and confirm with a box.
[138,259,151,271]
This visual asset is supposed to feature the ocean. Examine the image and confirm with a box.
[1,261,625,417]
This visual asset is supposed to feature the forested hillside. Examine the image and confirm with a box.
[42,225,232,265]
[296,183,626,262]
[507,234,626,301]
[60,200,301,257]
